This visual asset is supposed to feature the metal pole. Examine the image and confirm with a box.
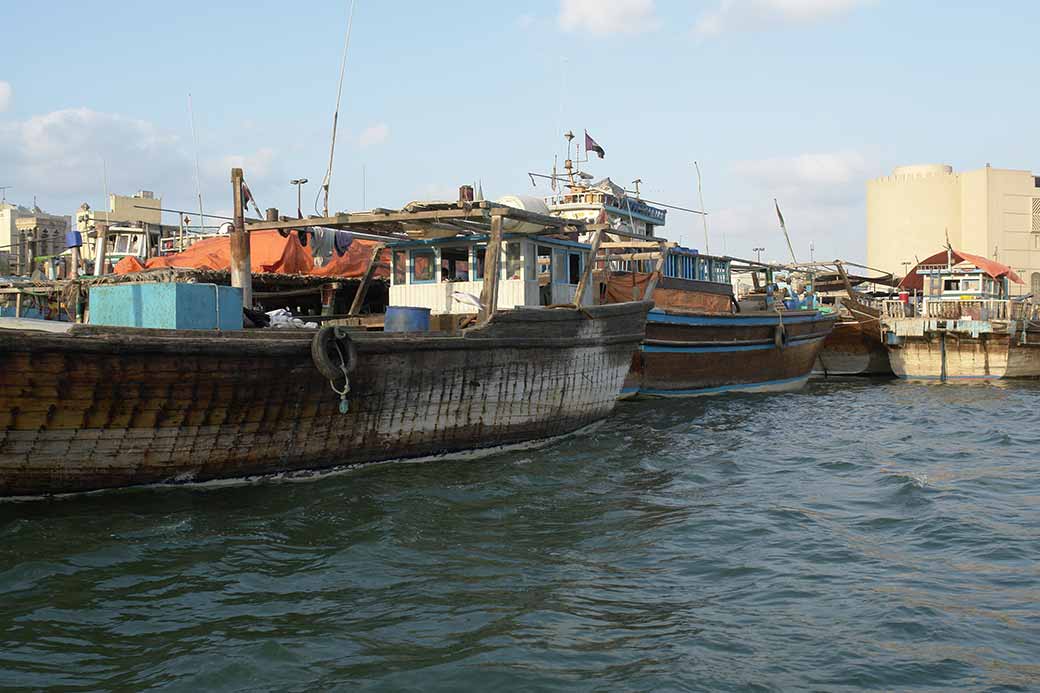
[694,161,709,254]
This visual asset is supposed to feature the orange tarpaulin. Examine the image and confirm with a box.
[311,240,390,278]
[898,250,1024,291]
[114,231,387,279]
[604,272,733,313]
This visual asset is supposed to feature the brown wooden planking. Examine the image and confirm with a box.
[0,301,650,496]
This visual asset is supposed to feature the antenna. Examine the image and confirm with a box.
[321,0,359,217]
[188,93,204,231]
[0,186,11,205]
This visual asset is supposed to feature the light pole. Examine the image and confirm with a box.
[290,178,308,218]
[753,247,765,264]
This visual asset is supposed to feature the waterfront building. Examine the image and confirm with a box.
[867,164,1040,295]
[0,202,71,275]
[75,190,180,267]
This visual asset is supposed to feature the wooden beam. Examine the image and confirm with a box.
[573,228,604,308]
[478,215,504,324]
[599,241,676,249]
[348,244,385,316]
[604,251,663,262]
[94,223,108,276]
[230,168,252,309]
[640,240,665,299]
[489,206,577,229]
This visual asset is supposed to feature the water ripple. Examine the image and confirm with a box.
[2,380,1040,691]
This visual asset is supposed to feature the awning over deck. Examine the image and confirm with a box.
[898,250,1024,291]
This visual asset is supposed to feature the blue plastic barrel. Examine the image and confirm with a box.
[384,306,431,333]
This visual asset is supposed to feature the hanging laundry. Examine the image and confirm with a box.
[334,231,354,257]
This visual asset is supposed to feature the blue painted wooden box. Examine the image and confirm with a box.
[89,283,243,331]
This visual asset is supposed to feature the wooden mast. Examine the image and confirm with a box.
[478,214,504,324]
[230,168,252,308]
[573,228,605,307]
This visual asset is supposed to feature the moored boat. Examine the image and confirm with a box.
[540,162,837,397]
[0,195,651,497]
[879,249,1040,381]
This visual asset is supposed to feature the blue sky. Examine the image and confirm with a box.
[2,0,1039,262]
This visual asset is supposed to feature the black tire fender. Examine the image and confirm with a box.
[312,326,358,382]
[774,324,788,349]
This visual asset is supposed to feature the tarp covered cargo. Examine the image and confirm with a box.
[113,230,389,279]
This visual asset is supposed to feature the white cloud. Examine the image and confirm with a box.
[713,150,878,261]
[0,107,282,219]
[559,0,658,36]
[694,0,874,37]
[359,123,389,149]
[0,81,11,112]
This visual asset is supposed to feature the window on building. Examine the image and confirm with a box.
[1032,272,1040,297]
[943,279,961,292]
[393,250,407,284]
[412,249,435,283]
[474,246,486,280]
[1032,198,1040,233]
[440,247,469,282]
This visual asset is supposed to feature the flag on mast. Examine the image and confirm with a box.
[584,131,605,159]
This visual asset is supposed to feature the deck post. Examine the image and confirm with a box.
[478,214,504,323]
[573,228,604,308]
[230,168,253,308]
[94,223,108,276]
[348,244,384,316]
[642,241,669,300]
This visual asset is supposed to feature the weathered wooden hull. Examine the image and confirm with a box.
[887,330,1040,380]
[0,301,651,496]
[816,320,892,376]
[622,309,837,397]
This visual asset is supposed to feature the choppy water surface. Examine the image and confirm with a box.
[2,380,1039,692]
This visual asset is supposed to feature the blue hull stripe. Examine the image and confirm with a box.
[648,311,826,327]
[641,335,825,354]
[622,374,810,397]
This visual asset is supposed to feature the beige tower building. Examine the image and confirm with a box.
[867,164,1040,295]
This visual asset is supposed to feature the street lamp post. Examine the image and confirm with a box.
[753,247,765,264]
[290,178,309,218]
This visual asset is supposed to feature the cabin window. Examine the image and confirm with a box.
[114,235,129,253]
[961,278,979,293]
[568,253,582,285]
[392,250,407,284]
[943,279,961,292]
[553,250,570,283]
[411,249,436,283]
[440,247,469,282]
[128,236,141,256]
[537,245,553,305]
[473,245,486,280]
[505,242,522,280]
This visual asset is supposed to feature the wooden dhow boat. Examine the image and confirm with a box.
[0,175,650,497]
[813,263,893,377]
[879,249,1040,381]
[540,161,837,397]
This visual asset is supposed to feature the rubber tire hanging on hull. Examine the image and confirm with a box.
[312,326,358,381]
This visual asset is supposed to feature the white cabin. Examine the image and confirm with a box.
[388,235,594,314]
